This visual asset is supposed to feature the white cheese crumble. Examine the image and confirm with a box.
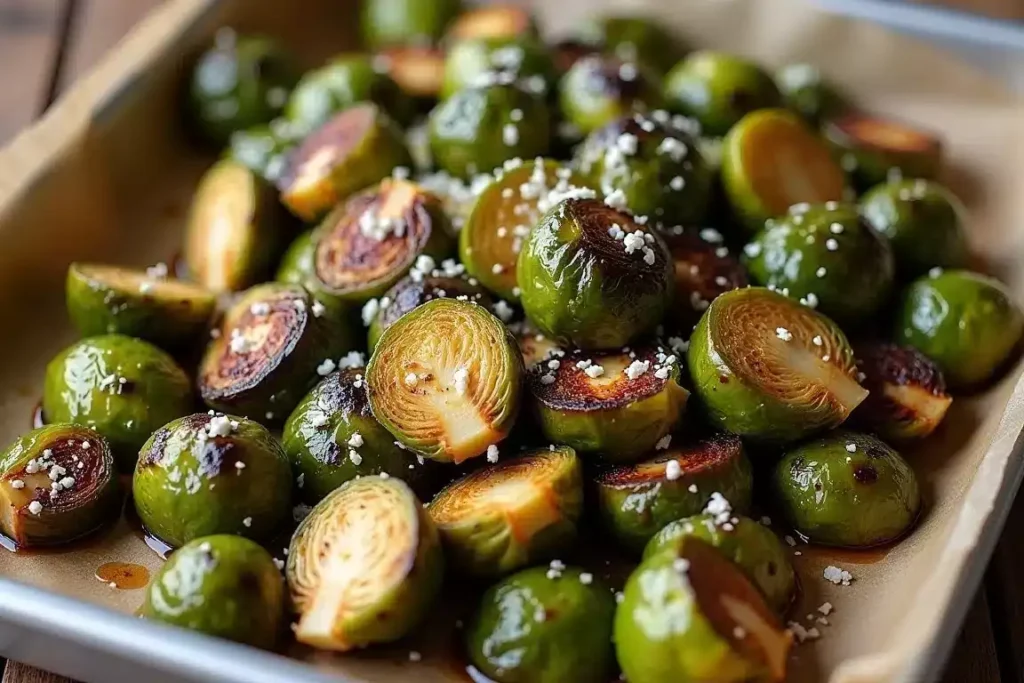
[338,351,366,370]
[229,329,255,354]
[311,300,326,318]
[665,460,682,480]
[812,335,823,346]
[502,124,519,146]
[453,367,470,395]
[316,358,337,376]
[776,327,793,342]
[361,299,380,326]
[207,415,235,438]
[486,444,499,463]
[845,442,857,453]
[28,501,43,514]
[348,433,364,448]
[11,480,24,490]
[655,435,672,451]
[624,359,650,380]
[242,517,252,527]
[404,373,418,387]
[250,302,271,316]
[823,565,854,586]
[825,238,839,251]
[584,364,604,379]
[348,450,363,466]
[492,300,514,322]
[579,572,594,585]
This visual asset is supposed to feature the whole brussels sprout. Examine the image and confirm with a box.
[774,62,847,126]
[361,0,463,49]
[442,36,557,100]
[275,229,316,284]
[576,15,686,76]
[444,5,536,42]
[772,431,921,547]
[141,535,286,649]
[558,55,663,136]
[825,112,943,191]
[664,226,748,332]
[895,269,1023,389]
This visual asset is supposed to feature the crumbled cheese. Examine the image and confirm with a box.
[316,359,336,376]
[624,359,650,380]
[623,231,646,254]
[242,517,252,527]
[348,450,363,466]
[491,263,504,275]
[361,299,380,326]
[584,364,604,378]
[673,558,690,573]
[492,300,514,322]
[250,302,271,316]
[28,501,42,515]
[348,433,364,448]
[845,442,857,453]
[11,480,24,489]
[59,476,75,489]
[207,415,235,438]
[825,238,839,251]
[819,602,834,615]
[688,484,698,493]
[656,435,672,451]
[657,137,687,162]
[579,572,594,585]
[830,222,845,234]
[812,335,823,346]
[776,327,793,342]
[404,373,418,387]
[502,124,519,146]
[670,176,685,191]
[665,460,682,480]
[229,329,255,354]
[823,565,854,585]
[337,351,366,370]
[486,444,500,463]
[408,651,422,663]
[929,266,943,278]
[616,133,638,155]
[311,300,326,318]
[81,441,91,450]
[704,492,732,524]
[604,188,628,210]
[145,262,169,278]
[453,367,470,395]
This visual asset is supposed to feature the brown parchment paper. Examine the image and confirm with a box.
[0,0,1020,681]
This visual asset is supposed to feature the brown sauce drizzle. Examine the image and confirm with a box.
[95,562,150,589]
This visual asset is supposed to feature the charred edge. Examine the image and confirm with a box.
[560,198,669,279]
[529,347,669,411]
[828,113,940,154]
[381,276,487,330]
[857,343,947,396]
[330,368,374,419]
[138,419,179,468]
[598,434,743,486]
[18,434,111,511]
[277,104,377,192]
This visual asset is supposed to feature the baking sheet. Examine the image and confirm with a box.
[0,0,1021,681]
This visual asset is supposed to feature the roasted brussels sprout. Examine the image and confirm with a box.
[518,197,673,349]
[665,227,748,331]
[615,537,791,683]
[43,335,192,470]
[895,270,1023,389]
[860,178,968,276]
[663,51,782,138]
[0,425,120,547]
[825,112,943,190]
[853,342,952,441]
[185,158,288,293]
[442,36,557,100]
[527,344,688,462]
[558,55,663,136]
[595,435,753,553]
[134,413,292,548]
[722,109,846,232]
[141,535,285,649]
[574,112,712,227]
[643,514,796,616]
[576,15,685,76]
[287,476,443,650]
[687,287,867,442]
[275,229,316,284]
[66,263,215,350]
[187,31,296,146]
[278,103,412,221]
[743,202,895,326]
[466,565,615,683]
[361,0,463,48]
[774,63,847,126]
[376,46,446,109]
[428,446,582,576]
[366,298,522,463]
[198,283,352,417]
[772,431,921,547]
[227,120,299,183]
[444,4,536,42]
[429,83,551,178]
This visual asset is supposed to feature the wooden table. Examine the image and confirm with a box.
[0,0,1022,681]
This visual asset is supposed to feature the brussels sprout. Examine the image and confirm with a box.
[687,287,867,442]
[576,15,685,76]
[558,55,663,136]
[282,368,427,505]
[0,425,120,547]
[428,446,581,576]
[743,202,895,326]
[187,30,297,146]
[227,120,299,183]
[664,227,748,331]
[444,4,536,42]
[43,335,192,470]
[361,0,463,48]
[574,112,713,227]
[895,270,1023,389]
[517,197,674,349]
[366,298,522,463]
[774,63,847,126]
[615,537,791,683]
[141,535,285,649]
[461,158,590,300]
[772,431,921,547]
[285,55,416,135]
[860,178,968,276]
[376,47,446,109]
[275,229,316,284]
[133,413,292,548]
[527,344,689,462]
[825,112,943,190]
[278,103,412,221]
[643,514,796,616]
[303,178,454,305]
[185,158,288,293]
[466,565,615,683]
[552,39,597,75]
[65,263,215,350]
[287,476,443,650]
[721,109,846,233]
[429,83,551,178]
[442,36,557,100]
[663,51,782,138]
[367,271,492,351]
[853,342,952,441]
[595,435,753,553]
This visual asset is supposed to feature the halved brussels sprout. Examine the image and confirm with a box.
[366,298,522,463]
[853,342,952,441]
[518,197,674,349]
[282,368,428,505]
[461,158,590,300]
[774,63,847,126]
[860,178,968,277]
[442,36,557,100]
[895,269,1023,389]
[743,202,895,327]
[687,287,867,442]
[427,446,582,576]
[643,514,796,616]
[198,283,352,417]
[133,413,292,548]
[66,263,215,350]
[142,534,285,649]
[466,565,615,683]
[576,15,686,76]
[615,537,791,683]
[444,4,536,42]
[376,47,446,109]
[722,109,846,233]
[43,335,192,470]
[275,229,316,284]
[185,158,288,293]
[287,475,443,650]
[825,112,943,190]
[278,103,412,221]
[558,55,663,136]
[574,112,712,227]
[772,431,921,547]
[0,425,120,547]
[429,83,551,178]
[665,227,748,331]
[362,0,463,48]
[595,435,753,553]
[227,120,299,183]
[527,344,689,462]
